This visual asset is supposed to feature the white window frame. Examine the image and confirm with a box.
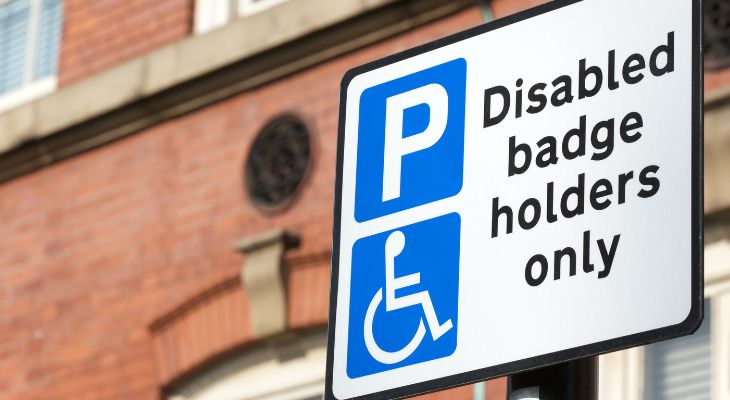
[707,240,730,400]
[0,76,55,113]
[0,0,60,114]
[193,0,233,35]
[168,330,326,400]
[599,239,730,400]
[238,0,288,17]
[194,0,290,35]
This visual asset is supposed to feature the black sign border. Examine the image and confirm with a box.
[326,0,703,398]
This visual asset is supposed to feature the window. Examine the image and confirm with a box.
[194,0,232,34]
[644,301,712,400]
[238,0,287,16]
[599,238,730,400]
[194,0,288,34]
[0,0,62,112]
[168,330,326,400]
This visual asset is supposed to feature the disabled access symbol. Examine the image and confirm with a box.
[347,213,460,378]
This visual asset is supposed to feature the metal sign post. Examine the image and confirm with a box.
[508,358,598,400]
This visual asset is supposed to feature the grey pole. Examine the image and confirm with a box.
[508,357,598,400]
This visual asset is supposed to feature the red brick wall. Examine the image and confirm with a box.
[55,0,730,95]
[490,0,549,18]
[706,69,730,94]
[53,0,549,89]
[150,276,251,386]
[58,0,193,87]
[0,6,501,400]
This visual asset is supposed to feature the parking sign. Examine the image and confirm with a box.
[354,59,466,221]
[327,0,703,399]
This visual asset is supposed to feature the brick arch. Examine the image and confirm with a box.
[149,230,332,387]
[287,250,331,329]
[149,275,253,386]
[147,246,507,399]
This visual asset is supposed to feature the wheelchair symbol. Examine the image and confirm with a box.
[364,230,454,365]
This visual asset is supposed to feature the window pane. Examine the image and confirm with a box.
[644,301,711,400]
[0,0,30,95]
[195,0,230,34]
[34,0,63,80]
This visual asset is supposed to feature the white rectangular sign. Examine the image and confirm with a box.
[326,0,703,399]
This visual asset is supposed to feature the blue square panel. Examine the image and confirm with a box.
[354,59,467,222]
[347,213,461,378]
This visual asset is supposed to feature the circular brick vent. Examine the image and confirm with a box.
[705,0,730,70]
[245,116,311,210]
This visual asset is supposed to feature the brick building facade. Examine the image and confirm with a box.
[0,1,729,399]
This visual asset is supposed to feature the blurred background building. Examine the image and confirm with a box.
[0,0,728,399]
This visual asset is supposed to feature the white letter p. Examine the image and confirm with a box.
[382,84,449,202]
